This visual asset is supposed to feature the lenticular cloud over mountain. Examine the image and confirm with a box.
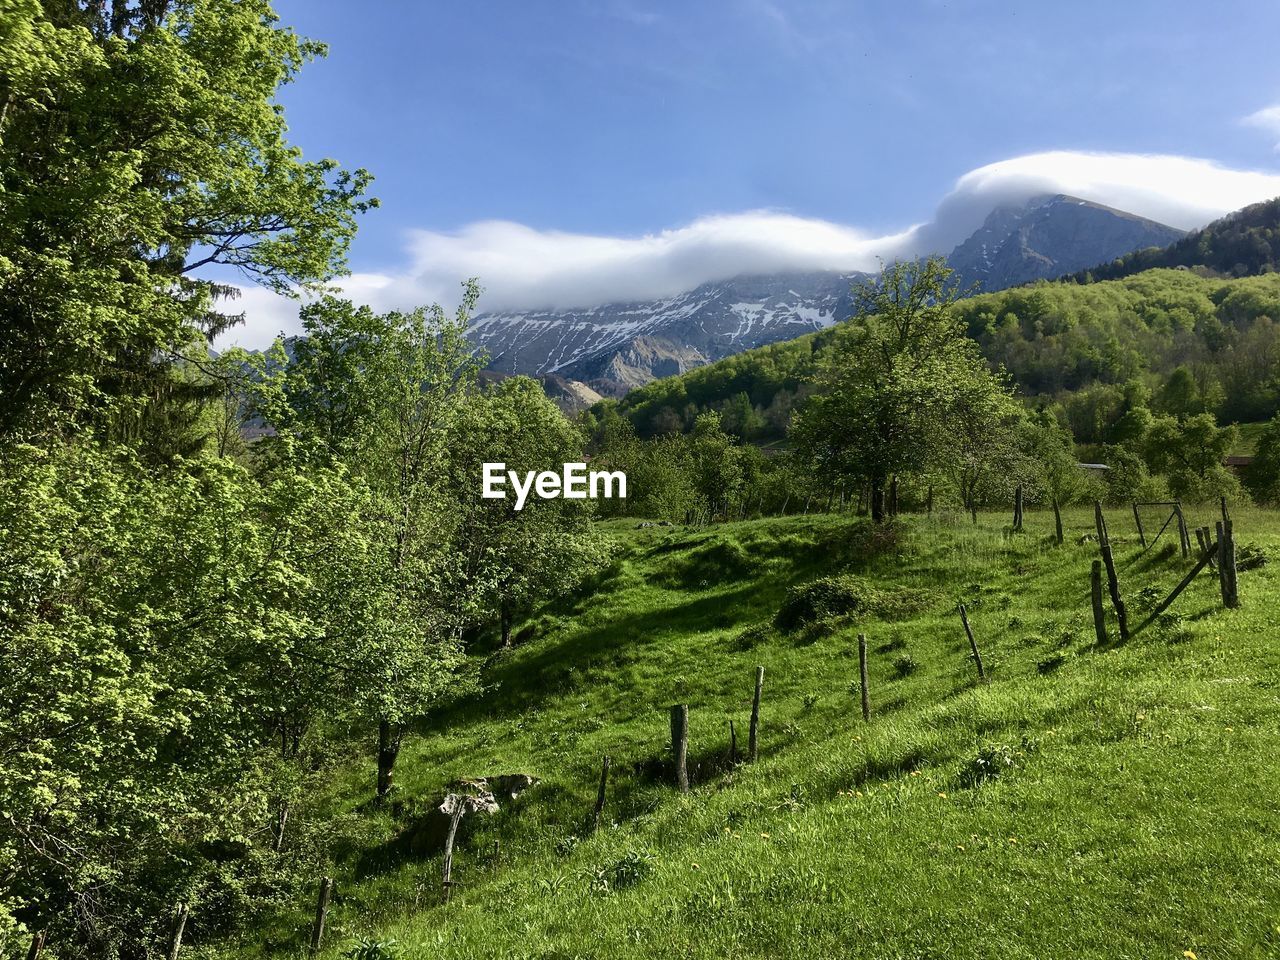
[221,150,1280,350]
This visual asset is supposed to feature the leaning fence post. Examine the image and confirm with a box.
[1131,502,1146,548]
[857,634,871,722]
[309,877,333,953]
[442,799,465,902]
[1174,502,1190,558]
[1013,485,1024,531]
[1094,501,1109,545]
[1132,538,1220,635]
[748,666,763,762]
[1091,560,1107,645]
[1200,526,1217,571]
[592,755,611,832]
[167,903,189,960]
[1099,539,1129,641]
[957,604,986,681]
[670,704,689,792]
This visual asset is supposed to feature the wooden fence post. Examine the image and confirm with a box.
[857,634,871,722]
[1099,540,1129,641]
[309,877,333,953]
[1174,502,1190,559]
[26,930,45,960]
[1200,526,1217,571]
[1013,485,1024,531]
[592,756,611,832]
[1132,502,1146,548]
[670,704,689,792]
[1094,501,1108,545]
[442,799,465,902]
[1217,520,1239,608]
[1215,521,1230,606]
[167,903,189,960]
[957,604,986,681]
[1090,560,1107,645]
[748,666,763,763]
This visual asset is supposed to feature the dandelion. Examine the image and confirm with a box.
[760,832,771,839]
[937,792,948,799]
[1008,837,1018,844]
[1183,951,1197,959]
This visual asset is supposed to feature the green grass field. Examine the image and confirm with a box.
[219,505,1280,960]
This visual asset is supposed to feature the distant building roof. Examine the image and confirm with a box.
[1224,455,1253,467]
[1077,462,1110,471]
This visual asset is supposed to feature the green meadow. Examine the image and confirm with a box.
[221,506,1280,960]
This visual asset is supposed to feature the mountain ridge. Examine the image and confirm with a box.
[468,195,1185,399]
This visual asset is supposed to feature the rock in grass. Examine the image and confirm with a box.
[408,775,540,854]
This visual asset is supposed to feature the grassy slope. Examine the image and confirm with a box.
[227,507,1280,960]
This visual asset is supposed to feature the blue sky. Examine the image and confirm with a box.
[230,0,1280,345]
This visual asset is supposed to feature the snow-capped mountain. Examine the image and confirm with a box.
[470,272,860,396]
[468,195,1184,398]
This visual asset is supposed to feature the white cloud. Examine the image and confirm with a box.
[1242,103,1280,151]
[217,150,1280,350]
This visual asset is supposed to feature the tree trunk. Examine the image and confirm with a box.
[888,475,899,517]
[377,719,400,798]
[500,598,512,648]
[870,478,885,524]
[272,800,289,853]
[1052,497,1063,545]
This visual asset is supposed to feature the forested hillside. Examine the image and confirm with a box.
[609,270,1280,440]
[1068,197,1280,282]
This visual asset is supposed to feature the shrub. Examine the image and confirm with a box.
[892,654,918,678]
[344,939,401,960]
[957,738,1039,788]
[1237,543,1269,572]
[775,575,883,631]
[611,849,655,890]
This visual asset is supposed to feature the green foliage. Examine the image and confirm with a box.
[1143,413,1242,503]
[1245,414,1280,505]
[775,574,884,631]
[344,938,402,960]
[608,269,1280,443]
[0,0,376,441]
[792,258,1019,521]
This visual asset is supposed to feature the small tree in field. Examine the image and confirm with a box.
[1244,413,1280,505]
[791,258,1013,522]
[1028,412,1092,543]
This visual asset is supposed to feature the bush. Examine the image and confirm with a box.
[956,738,1039,788]
[611,849,655,890]
[775,575,883,631]
[345,939,401,960]
[892,654,918,678]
